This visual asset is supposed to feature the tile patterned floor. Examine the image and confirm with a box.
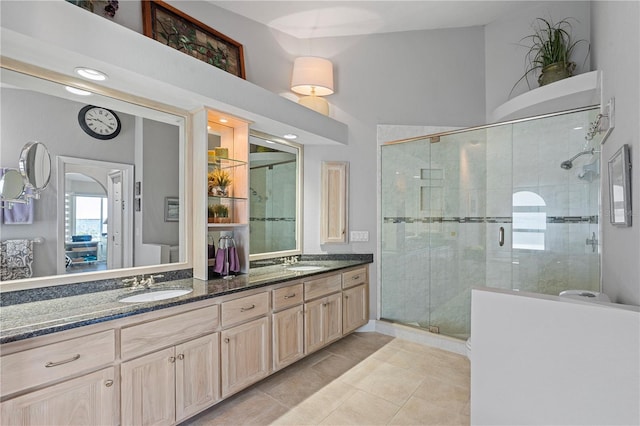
[182,332,470,426]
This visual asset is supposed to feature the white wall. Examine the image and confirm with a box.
[484,1,591,120]
[142,119,179,246]
[591,1,640,306]
[471,287,640,425]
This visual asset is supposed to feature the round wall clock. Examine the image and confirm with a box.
[78,105,122,140]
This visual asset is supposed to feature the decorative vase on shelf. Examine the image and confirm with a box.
[538,61,575,86]
[210,186,229,197]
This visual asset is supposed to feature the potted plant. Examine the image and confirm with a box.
[512,17,589,94]
[209,204,230,223]
[208,169,232,197]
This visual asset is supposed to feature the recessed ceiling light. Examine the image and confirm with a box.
[573,126,583,130]
[219,118,229,123]
[74,67,108,81]
[65,86,92,96]
[283,133,297,140]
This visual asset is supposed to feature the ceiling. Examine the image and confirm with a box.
[208,1,537,39]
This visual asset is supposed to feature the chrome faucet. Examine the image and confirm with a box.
[122,274,164,290]
[281,256,299,266]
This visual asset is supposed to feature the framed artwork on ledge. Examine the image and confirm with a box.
[142,0,246,79]
[607,144,632,227]
[164,197,179,222]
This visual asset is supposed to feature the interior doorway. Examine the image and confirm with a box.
[57,157,134,274]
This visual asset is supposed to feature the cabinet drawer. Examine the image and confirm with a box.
[304,274,342,301]
[121,305,219,360]
[342,267,367,289]
[221,292,269,327]
[1,330,115,397]
[272,284,303,311]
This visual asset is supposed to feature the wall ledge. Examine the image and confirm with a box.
[491,70,601,123]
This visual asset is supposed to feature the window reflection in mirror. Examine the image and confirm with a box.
[0,64,188,286]
[249,131,302,260]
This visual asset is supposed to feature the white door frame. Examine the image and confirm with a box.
[57,156,134,274]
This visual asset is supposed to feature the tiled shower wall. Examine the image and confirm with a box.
[380,108,601,339]
[250,162,297,254]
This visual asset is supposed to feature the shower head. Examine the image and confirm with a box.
[560,148,597,170]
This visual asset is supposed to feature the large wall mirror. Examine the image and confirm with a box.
[0,64,189,288]
[249,131,302,261]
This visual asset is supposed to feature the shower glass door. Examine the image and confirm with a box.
[380,107,601,340]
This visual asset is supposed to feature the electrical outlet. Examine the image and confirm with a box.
[350,231,369,242]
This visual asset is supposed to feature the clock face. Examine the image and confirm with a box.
[78,105,122,140]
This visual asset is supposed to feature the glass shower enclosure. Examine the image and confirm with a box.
[380,107,602,339]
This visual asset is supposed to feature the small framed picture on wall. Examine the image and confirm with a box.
[607,144,632,226]
[164,197,179,222]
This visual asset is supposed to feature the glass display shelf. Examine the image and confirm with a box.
[208,158,246,169]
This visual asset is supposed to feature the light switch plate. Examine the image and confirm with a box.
[350,231,369,242]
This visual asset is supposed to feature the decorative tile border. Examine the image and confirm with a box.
[383,216,597,224]
[249,217,296,222]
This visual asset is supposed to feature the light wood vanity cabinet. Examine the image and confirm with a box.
[1,367,117,426]
[221,316,270,398]
[272,283,305,371]
[342,267,369,334]
[0,329,117,426]
[120,333,220,426]
[304,275,343,354]
[1,264,370,426]
[120,305,221,425]
[220,292,270,398]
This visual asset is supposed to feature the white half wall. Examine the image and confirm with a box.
[591,1,640,306]
[470,287,640,425]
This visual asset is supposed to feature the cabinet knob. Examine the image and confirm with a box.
[177,353,185,360]
[345,295,349,299]
[105,379,114,387]
[169,356,176,363]
[224,337,230,343]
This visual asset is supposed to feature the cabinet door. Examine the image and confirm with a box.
[221,317,269,398]
[121,347,176,426]
[273,305,304,371]
[343,284,369,334]
[175,334,221,422]
[325,292,343,345]
[321,161,349,243]
[1,367,116,426]
[305,293,343,354]
[304,297,325,354]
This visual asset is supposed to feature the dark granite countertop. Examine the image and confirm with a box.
[0,255,372,344]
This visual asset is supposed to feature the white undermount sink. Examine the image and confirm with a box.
[119,288,193,303]
[287,265,324,272]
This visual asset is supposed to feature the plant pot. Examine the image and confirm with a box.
[208,217,216,223]
[538,61,575,86]
[213,217,231,223]
[210,186,229,197]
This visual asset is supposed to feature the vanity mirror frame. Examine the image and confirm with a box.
[0,58,193,291]
[248,130,303,262]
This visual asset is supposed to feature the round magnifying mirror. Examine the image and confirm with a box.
[0,169,26,200]
[19,141,51,191]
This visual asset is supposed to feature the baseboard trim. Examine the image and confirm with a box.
[357,320,466,356]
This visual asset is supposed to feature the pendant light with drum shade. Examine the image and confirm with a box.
[290,56,334,116]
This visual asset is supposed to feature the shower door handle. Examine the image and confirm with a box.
[498,227,505,247]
